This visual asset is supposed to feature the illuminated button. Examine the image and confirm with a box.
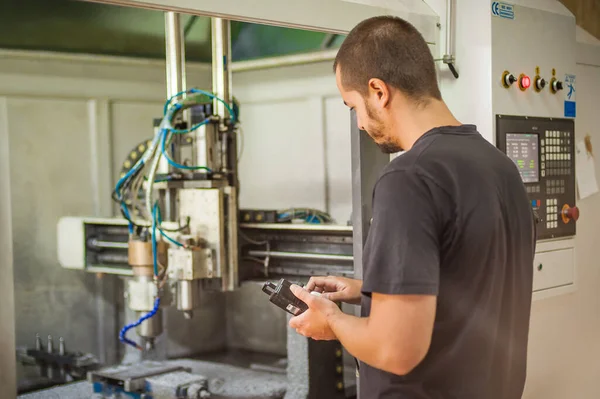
[519,74,531,90]
[567,154,571,160]
[542,171,546,177]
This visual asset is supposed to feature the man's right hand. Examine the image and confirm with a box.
[305,276,363,305]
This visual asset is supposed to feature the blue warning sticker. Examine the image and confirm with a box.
[492,2,515,20]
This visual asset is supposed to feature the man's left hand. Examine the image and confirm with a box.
[289,284,341,341]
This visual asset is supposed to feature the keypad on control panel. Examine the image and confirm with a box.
[542,130,572,178]
[546,198,559,229]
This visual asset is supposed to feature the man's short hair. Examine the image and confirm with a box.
[333,16,442,103]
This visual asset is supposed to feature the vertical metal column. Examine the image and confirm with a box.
[211,17,233,174]
[349,110,389,398]
[165,12,186,105]
[211,18,233,125]
[211,17,238,292]
[0,97,16,399]
[163,12,186,221]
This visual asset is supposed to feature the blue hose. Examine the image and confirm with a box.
[118,297,161,350]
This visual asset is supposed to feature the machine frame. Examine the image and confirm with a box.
[4,1,440,398]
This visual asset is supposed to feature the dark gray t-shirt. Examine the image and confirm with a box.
[360,124,535,399]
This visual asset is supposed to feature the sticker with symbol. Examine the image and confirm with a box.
[564,74,576,117]
[492,1,515,19]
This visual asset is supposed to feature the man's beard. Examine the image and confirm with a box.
[364,102,403,154]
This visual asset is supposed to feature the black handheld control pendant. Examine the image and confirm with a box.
[262,279,308,316]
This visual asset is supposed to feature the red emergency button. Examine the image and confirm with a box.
[561,204,580,224]
[519,74,531,91]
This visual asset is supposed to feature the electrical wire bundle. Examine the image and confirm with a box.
[115,88,236,350]
[277,208,334,224]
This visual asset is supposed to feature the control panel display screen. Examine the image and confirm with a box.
[506,133,539,183]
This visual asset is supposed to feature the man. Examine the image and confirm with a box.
[289,15,535,399]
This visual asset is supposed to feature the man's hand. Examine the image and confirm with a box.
[305,276,363,305]
[288,284,342,341]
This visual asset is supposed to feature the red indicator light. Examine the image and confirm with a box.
[518,74,531,91]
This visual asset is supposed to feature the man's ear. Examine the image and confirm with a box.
[368,78,390,108]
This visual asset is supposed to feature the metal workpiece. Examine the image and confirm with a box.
[32,358,288,399]
[89,362,189,393]
[146,370,210,399]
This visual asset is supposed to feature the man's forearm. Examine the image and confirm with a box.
[327,311,397,374]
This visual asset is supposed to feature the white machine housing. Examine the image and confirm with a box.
[491,2,578,300]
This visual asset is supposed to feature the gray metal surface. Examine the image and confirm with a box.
[18,358,287,399]
[8,97,102,380]
[164,291,228,358]
[225,281,287,356]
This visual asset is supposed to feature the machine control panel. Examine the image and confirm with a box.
[496,115,579,240]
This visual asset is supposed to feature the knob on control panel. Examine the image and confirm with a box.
[550,78,564,94]
[502,70,517,88]
[534,76,546,92]
[561,204,579,223]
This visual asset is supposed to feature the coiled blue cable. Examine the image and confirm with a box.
[118,297,161,350]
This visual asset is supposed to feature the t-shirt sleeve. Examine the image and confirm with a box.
[362,170,442,296]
